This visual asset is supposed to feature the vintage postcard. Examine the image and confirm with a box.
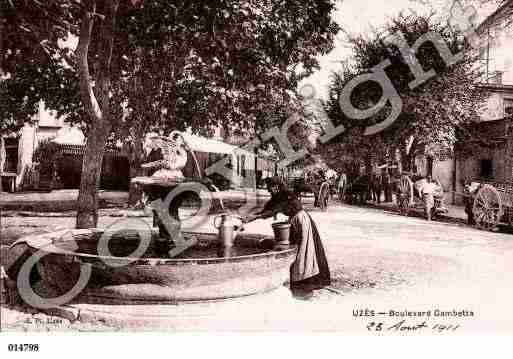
[1,0,513,347]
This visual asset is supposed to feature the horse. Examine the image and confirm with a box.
[345,174,371,205]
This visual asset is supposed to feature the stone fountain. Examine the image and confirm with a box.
[5,131,296,305]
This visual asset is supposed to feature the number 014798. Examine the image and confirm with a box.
[8,344,40,352]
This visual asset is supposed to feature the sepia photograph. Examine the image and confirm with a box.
[1,0,513,351]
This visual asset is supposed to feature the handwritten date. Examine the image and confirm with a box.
[367,320,460,332]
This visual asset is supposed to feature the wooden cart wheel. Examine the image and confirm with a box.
[473,184,503,230]
[318,182,330,212]
[397,175,413,215]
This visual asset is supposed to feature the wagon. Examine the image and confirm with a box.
[395,174,447,219]
[344,174,370,204]
[317,181,330,211]
[288,175,330,211]
[469,180,513,230]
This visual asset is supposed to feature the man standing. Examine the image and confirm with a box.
[371,172,382,204]
[420,176,439,221]
[337,171,347,202]
[383,170,393,203]
[463,180,478,225]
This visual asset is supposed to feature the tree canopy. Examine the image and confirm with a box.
[316,13,486,173]
[2,0,339,133]
[1,0,340,227]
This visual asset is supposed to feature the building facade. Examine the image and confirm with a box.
[452,0,513,204]
[1,104,275,192]
[410,1,513,205]
[1,102,75,191]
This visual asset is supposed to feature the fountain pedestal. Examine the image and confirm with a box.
[132,176,225,256]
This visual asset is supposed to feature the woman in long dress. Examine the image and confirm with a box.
[244,177,330,299]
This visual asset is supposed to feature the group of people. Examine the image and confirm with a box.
[242,170,451,300]
[238,169,453,301]
[334,169,446,221]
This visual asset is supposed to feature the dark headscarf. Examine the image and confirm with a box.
[261,177,302,217]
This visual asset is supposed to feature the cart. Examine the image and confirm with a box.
[395,174,447,219]
[289,173,330,211]
[470,180,513,230]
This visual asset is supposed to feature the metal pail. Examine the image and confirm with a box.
[272,222,291,245]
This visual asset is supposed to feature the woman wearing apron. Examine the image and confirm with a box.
[244,177,331,299]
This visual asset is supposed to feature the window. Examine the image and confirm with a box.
[4,138,19,173]
[480,159,493,179]
[504,98,513,116]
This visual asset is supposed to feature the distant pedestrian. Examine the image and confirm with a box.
[463,180,478,225]
[337,172,347,202]
[420,176,440,221]
[370,172,382,204]
[383,171,393,203]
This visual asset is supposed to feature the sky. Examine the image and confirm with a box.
[299,0,499,99]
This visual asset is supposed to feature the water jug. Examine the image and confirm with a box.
[213,213,243,250]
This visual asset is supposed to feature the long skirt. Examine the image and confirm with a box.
[289,210,331,292]
[423,193,434,213]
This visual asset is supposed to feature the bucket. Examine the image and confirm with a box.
[272,222,291,245]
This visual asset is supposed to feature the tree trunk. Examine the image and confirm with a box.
[426,156,434,177]
[76,123,111,228]
[75,0,119,229]
[128,134,145,207]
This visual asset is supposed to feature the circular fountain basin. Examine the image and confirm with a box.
[11,229,296,304]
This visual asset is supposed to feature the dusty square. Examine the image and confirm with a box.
[2,200,512,332]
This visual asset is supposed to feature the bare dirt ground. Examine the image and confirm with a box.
[2,197,513,332]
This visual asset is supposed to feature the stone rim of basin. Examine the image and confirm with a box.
[14,229,297,265]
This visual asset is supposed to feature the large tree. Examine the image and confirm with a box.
[103,0,340,205]
[2,0,339,227]
[318,14,486,173]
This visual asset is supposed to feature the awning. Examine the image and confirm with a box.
[180,133,253,156]
[51,126,85,146]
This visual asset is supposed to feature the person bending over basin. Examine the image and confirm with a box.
[243,176,331,300]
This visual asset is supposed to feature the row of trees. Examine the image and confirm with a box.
[1,0,340,227]
[314,13,487,175]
